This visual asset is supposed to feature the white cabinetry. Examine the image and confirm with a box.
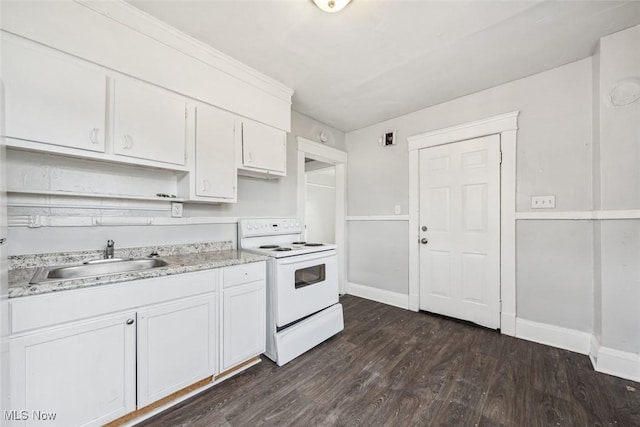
[9,312,136,427]
[2,35,107,153]
[222,262,266,370]
[239,120,287,178]
[8,263,267,425]
[180,105,237,202]
[113,79,187,166]
[137,294,217,407]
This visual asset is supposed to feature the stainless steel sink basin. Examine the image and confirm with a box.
[30,258,169,284]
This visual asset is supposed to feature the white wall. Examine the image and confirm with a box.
[346,58,594,333]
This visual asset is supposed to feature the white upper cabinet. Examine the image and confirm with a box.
[113,78,187,166]
[240,120,287,177]
[2,35,107,153]
[195,105,237,200]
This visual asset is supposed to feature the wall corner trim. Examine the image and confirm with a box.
[500,312,516,336]
[346,282,409,310]
[515,318,591,355]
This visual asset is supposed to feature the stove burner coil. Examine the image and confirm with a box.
[304,243,324,247]
[292,241,306,245]
[274,247,293,252]
[259,245,280,249]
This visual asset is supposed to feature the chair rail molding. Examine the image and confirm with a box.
[407,111,519,336]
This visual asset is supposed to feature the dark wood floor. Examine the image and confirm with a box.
[140,295,639,427]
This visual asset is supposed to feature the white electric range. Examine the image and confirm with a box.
[238,218,344,366]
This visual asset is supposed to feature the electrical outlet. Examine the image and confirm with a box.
[394,205,402,215]
[531,195,556,209]
[171,202,183,218]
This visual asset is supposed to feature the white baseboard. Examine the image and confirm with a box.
[515,318,591,355]
[346,282,409,310]
[590,336,640,382]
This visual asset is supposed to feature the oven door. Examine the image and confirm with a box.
[274,250,338,327]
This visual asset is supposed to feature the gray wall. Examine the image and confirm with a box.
[346,57,595,333]
[348,221,408,294]
[516,220,593,333]
[595,25,640,354]
[7,110,345,255]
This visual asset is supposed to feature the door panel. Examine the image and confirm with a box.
[195,105,237,199]
[136,294,216,407]
[9,312,136,427]
[2,36,106,152]
[419,134,500,328]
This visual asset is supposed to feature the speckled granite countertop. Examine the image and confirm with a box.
[8,241,267,299]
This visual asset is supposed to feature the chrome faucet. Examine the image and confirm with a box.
[105,240,115,259]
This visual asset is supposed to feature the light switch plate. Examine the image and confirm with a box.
[531,195,555,209]
[171,202,183,218]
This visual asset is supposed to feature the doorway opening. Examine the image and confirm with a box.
[304,159,336,244]
[296,137,347,295]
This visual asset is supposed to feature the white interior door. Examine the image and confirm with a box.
[419,134,501,328]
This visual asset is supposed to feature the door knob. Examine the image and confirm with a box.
[420,238,428,244]
[421,226,428,231]
[126,319,134,325]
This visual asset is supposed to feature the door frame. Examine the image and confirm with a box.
[296,137,348,295]
[407,111,519,336]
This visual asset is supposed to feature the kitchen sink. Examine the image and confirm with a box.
[30,258,169,284]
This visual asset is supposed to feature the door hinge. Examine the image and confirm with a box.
[499,151,503,164]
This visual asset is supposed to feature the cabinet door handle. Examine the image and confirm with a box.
[126,319,134,325]
[123,135,133,150]
[88,128,99,145]
[247,152,253,163]
[202,179,209,192]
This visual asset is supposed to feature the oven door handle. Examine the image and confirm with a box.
[277,250,336,265]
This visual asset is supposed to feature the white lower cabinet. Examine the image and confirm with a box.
[9,312,137,427]
[8,263,266,426]
[222,263,266,371]
[137,294,217,406]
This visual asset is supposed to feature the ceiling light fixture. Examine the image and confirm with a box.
[313,0,351,13]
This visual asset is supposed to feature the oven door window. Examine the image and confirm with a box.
[295,264,326,289]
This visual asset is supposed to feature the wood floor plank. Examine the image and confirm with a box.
[139,296,640,427]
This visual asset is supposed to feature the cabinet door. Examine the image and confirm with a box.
[9,312,136,427]
[222,281,266,370]
[195,105,237,199]
[113,78,187,166]
[1,36,106,152]
[241,120,287,174]
[136,293,217,407]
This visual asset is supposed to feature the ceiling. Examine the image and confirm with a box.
[128,1,640,132]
